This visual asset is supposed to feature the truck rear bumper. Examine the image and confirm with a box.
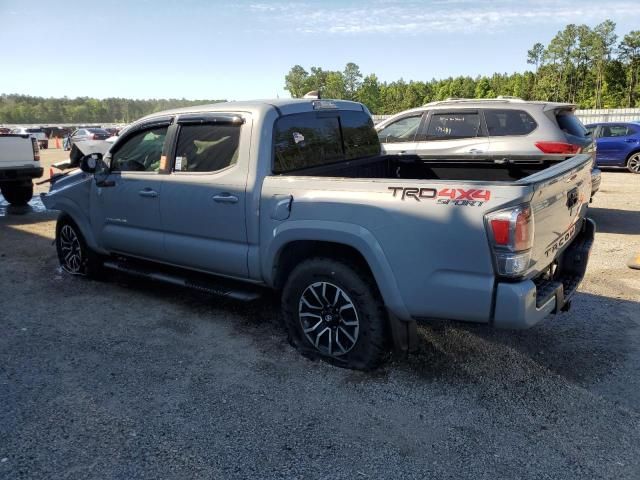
[493,218,595,329]
[0,166,43,182]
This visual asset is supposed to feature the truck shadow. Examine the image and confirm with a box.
[4,205,638,393]
[588,207,640,235]
[400,292,639,388]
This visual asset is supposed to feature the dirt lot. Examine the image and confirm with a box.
[1,154,640,479]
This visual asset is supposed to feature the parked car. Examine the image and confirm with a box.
[69,128,111,146]
[42,98,594,370]
[376,97,601,196]
[0,127,11,135]
[585,121,640,173]
[10,127,49,149]
[0,133,42,205]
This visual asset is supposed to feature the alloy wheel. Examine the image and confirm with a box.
[298,281,360,357]
[628,154,640,173]
[59,224,83,274]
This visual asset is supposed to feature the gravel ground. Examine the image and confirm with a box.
[1,166,639,479]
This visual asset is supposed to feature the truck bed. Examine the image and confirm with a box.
[280,154,555,182]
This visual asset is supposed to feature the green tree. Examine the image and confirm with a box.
[284,65,310,98]
[619,30,640,106]
[357,74,381,113]
[323,72,346,99]
[343,62,363,101]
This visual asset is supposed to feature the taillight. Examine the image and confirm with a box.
[30,137,40,161]
[535,141,581,155]
[486,205,534,277]
[490,219,510,245]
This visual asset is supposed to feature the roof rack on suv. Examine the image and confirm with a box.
[423,97,525,107]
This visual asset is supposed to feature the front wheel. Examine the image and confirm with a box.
[55,216,103,277]
[1,182,33,206]
[282,257,388,370]
[627,153,640,173]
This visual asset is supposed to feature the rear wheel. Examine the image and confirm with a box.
[1,182,33,206]
[55,216,103,278]
[627,152,640,173]
[282,257,388,370]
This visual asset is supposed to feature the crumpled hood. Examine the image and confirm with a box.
[41,169,92,210]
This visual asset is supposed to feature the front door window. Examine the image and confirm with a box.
[111,127,168,172]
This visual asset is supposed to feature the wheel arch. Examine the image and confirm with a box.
[625,148,640,163]
[264,221,411,321]
[53,200,99,252]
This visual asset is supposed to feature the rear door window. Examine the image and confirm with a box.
[484,109,537,136]
[424,112,483,140]
[273,110,379,173]
[600,125,631,138]
[174,124,241,173]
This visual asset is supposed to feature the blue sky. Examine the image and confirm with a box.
[1,0,640,100]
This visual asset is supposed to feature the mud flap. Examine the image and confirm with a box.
[388,312,418,354]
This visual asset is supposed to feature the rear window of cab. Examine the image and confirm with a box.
[273,110,380,174]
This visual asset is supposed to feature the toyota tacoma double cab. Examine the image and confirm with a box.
[42,99,595,369]
[0,133,42,205]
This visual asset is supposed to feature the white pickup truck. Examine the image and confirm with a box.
[0,134,42,205]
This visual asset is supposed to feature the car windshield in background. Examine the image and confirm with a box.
[557,113,588,138]
[26,129,45,133]
[87,128,109,135]
[273,111,379,173]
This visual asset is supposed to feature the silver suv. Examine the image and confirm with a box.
[376,97,600,194]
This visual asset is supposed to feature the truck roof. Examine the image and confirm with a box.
[136,98,368,124]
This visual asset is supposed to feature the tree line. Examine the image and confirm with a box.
[0,95,225,124]
[285,20,640,114]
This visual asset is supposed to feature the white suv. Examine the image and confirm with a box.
[375,97,599,195]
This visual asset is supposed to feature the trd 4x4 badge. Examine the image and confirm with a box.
[389,187,491,206]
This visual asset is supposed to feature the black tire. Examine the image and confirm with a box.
[626,152,640,174]
[55,215,103,278]
[1,182,33,206]
[282,257,388,370]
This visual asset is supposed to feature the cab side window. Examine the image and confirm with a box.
[111,127,168,172]
[174,124,241,173]
[376,115,422,143]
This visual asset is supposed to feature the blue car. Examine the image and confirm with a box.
[585,122,640,173]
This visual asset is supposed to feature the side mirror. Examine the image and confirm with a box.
[80,153,102,174]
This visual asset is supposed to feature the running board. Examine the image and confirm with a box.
[103,260,262,301]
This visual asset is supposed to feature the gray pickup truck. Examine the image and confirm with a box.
[42,99,595,369]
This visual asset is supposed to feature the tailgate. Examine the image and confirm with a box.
[517,153,593,277]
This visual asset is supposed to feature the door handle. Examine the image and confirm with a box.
[397,150,407,155]
[213,193,239,204]
[625,138,638,143]
[138,189,158,198]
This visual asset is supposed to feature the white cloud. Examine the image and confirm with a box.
[243,0,640,35]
